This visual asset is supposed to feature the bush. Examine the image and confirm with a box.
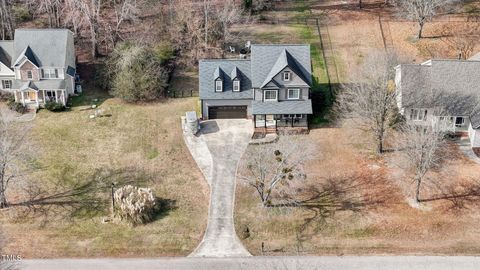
[12,5,31,22]
[44,101,65,112]
[114,185,157,225]
[0,90,13,102]
[7,100,27,114]
[107,42,171,102]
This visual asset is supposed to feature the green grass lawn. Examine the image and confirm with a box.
[1,89,208,258]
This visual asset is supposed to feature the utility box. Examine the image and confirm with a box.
[185,111,199,135]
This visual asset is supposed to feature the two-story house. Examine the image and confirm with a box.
[0,29,76,109]
[395,55,480,150]
[199,44,313,133]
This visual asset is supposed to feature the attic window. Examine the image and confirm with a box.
[233,80,240,92]
[215,80,223,92]
[27,71,33,79]
[283,71,291,81]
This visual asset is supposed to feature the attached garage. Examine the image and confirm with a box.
[208,106,247,119]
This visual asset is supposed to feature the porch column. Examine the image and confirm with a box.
[35,91,39,108]
[55,90,58,103]
[264,114,266,128]
[21,91,25,105]
[62,90,66,105]
[43,90,46,104]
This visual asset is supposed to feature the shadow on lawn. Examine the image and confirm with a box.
[421,180,480,210]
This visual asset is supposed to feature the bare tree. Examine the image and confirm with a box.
[65,0,103,58]
[441,23,480,60]
[27,0,64,28]
[0,110,30,209]
[335,52,398,154]
[0,0,14,40]
[239,136,315,207]
[394,0,458,39]
[112,0,139,44]
[396,123,445,203]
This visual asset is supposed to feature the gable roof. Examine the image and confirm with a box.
[260,49,310,88]
[12,29,75,68]
[398,59,480,128]
[251,44,312,88]
[14,46,40,67]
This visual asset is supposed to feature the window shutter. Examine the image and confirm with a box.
[55,69,59,78]
[41,69,45,78]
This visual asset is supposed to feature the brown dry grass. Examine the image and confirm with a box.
[0,93,208,258]
[235,128,480,255]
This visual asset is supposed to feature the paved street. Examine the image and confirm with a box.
[185,119,252,257]
[20,256,480,270]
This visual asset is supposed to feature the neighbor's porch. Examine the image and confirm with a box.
[14,89,67,108]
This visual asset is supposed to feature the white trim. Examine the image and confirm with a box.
[233,80,240,92]
[287,88,300,99]
[264,90,278,101]
[215,80,223,92]
[283,71,291,81]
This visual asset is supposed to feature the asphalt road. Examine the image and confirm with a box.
[19,256,480,270]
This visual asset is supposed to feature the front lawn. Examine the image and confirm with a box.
[1,91,208,258]
[235,128,480,255]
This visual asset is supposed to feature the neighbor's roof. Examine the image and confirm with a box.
[0,41,13,67]
[199,59,253,100]
[13,79,66,90]
[251,44,312,88]
[398,59,480,128]
[12,29,75,68]
[252,100,313,114]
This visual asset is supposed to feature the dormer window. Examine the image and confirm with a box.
[233,79,240,92]
[27,71,33,79]
[215,80,223,92]
[283,71,291,81]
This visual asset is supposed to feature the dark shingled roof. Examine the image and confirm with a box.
[252,100,312,114]
[398,59,480,128]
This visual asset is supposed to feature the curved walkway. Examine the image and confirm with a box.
[185,119,252,257]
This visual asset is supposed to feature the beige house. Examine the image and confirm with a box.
[0,29,76,109]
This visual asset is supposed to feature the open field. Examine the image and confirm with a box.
[0,85,208,257]
[235,128,480,255]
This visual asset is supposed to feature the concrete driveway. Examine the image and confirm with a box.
[184,119,252,257]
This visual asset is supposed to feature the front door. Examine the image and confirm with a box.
[266,114,276,127]
[27,91,36,101]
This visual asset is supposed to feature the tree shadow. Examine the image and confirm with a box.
[151,198,177,222]
[420,179,480,211]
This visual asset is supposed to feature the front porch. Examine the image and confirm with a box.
[253,114,308,134]
[14,89,67,108]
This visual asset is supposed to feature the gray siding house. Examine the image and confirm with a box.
[199,44,313,133]
[0,29,76,108]
[395,55,480,149]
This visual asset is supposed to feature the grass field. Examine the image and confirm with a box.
[1,87,208,258]
[235,128,480,255]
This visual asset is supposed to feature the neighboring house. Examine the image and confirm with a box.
[199,44,313,133]
[0,29,76,108]
[395,54,480,149]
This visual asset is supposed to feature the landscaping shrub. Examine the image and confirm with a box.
[114,185,157,225]
[4,93,27,114]
[44,101,66,112]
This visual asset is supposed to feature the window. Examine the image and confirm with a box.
[42,68,58,79]
[233,80,240,92]
[27,70,33,79]
[455,117,465,127]
[282,114,303,119]
[215,80,223,92]
[2,80,12,89]
[287,89,300,99]
[410,108,428,121]
[45,90,57,101]
[264,90,277,101]
[283,71,290,81]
